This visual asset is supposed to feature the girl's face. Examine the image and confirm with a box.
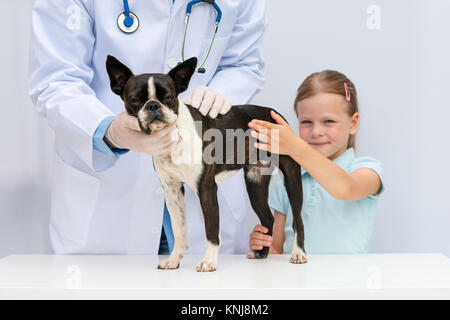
[297,92,359,160]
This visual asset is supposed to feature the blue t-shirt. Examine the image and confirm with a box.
[268,148,384,254]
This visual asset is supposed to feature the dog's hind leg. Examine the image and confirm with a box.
[278,155,307,264]
[157,178,188,270]
[197,180,221,272]
[244,163,274,259]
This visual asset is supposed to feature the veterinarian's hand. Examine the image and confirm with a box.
[248,110,301,156]
[183,85,232,119]
[105,112,179,155]
[249,225,273,251]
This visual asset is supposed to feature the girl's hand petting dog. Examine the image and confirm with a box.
[248,111,301,157]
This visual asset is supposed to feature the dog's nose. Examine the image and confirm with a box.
[146,101,160,112]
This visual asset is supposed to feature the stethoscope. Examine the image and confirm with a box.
[117,0,222,74]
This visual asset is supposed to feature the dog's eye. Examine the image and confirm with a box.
[164,94,175,103]
[129,98,141,107]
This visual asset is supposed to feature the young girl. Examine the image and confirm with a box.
[248,70,384,256]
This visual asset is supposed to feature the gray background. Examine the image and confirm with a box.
[1,0,449,258]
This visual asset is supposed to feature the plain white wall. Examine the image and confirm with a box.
[0,0,53,257]
[0,0,449,258]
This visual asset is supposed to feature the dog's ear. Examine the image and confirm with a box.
[106,55,134,98]
[168,57,198,95]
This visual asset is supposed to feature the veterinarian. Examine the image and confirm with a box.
[28,0,267,255]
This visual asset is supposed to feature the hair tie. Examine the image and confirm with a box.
[344,83,351,102]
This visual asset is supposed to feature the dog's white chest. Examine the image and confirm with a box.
[154,101,204,193]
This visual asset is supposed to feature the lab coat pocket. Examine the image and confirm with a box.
[50,153,100,246]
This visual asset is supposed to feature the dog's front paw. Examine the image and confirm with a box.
[158,258,180,270]
[290,250,307,264]
[246,247,269,259]
[246,251,256,259]
[196,260,217,272]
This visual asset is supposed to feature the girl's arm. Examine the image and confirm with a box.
[290,140,381,201]
[249,111,381,201]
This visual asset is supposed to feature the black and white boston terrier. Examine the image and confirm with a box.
[106,55,307,272]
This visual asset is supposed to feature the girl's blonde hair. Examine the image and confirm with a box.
[294,70,359,150]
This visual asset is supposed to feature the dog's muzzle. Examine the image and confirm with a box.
[138,100,177,134]
[144,100,166,123]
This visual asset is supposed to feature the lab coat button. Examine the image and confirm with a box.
[168,58,178,68]
[152,227,160,235]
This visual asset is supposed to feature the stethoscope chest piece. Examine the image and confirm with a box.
[117,12,139,34]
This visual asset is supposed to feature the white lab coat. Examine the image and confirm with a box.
[28,0,267,254]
